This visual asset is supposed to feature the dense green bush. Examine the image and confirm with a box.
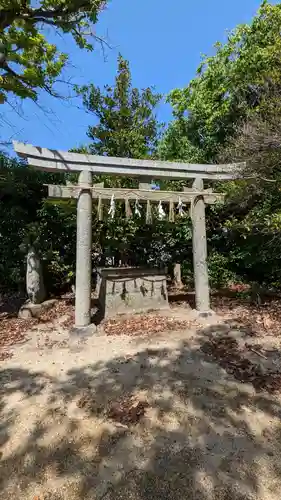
[0,154,70,294]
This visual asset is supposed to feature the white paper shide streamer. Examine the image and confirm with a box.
[177,197,185,217]
[108,194,116,219]
[158,201,165,220]
[134,199,141,217]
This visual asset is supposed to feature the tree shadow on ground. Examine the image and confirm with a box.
[1,323,281,499]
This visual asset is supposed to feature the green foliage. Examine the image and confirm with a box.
[0,154,45,290]
[0,0,105,101]
[33,201,77,293]
[158,1,281,291]
[207,251,239,289]
[77,55,163,161]
[158,119,203,163]
[168,1,281,159]
[132,219,192,269]
[0,153,72,292]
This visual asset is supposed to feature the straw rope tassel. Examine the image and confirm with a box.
[97,196,103,221]
[169,200,175,222]
[125,199,132,219]
[146,200,152,224]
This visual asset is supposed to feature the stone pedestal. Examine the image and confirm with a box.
[96,267,169,318]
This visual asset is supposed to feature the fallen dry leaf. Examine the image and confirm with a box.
[0,298,74,361]
[77,390,149,426]
[202,335,281,394]
[263,314,274,329]
[211,295,281,337]
[103,313,193,337]
[107,398,149,425]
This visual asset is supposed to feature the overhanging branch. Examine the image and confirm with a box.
[0,1,93,30]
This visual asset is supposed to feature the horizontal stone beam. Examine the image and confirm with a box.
[34,159,236,181]
[46,185,225,205]
[13,141,244,181]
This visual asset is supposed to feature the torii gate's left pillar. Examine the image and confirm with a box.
[75,170,92,327]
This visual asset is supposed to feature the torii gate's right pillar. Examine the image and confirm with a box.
[192,178,211,315]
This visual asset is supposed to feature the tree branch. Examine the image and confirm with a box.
[1,63,35,95]
[2,62,62,99]
[32,0,90,20]
[0,1,100,30]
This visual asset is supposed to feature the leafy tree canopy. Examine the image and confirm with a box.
[77,55,163,160]
[0,0,106,102]
[157,118,203,163]
[167,1,281,159]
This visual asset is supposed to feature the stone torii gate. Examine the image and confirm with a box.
[13,141,242,328]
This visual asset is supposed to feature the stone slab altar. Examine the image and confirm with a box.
[95,267,169,318]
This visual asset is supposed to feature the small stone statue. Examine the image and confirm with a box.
[26,246,46,304]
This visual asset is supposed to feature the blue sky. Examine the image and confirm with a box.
[2,0,272,152]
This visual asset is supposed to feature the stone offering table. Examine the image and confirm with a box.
[96,267,169,318]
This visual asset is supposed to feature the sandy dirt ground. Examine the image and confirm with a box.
[1,309,281,500]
